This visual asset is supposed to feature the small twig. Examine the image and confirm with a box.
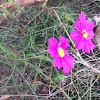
[12,6,24,19]
[42,0,48,8]
[27,10,44,25]
[53,10,76,49]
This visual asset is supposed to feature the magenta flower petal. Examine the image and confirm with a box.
[86,39,95,49]
[59,36,69,49]
[62,58,71,74]
[48,37,58,48]
[79,12,86,22]
[84,40,95,53]
[79,12,87,30]
[74,18,82,31]
[70,30,82,40]
[75,38,85,49]
[75,38,95,53]
[87,30,94,39]
[75,39,86,52]
[85,22,94,31]
[84,41,90,53]
[48,46,58,58]
[64,51,74,68]
[75,38,88,53]
[53,57,62,69]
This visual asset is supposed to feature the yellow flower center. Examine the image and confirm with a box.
[82,30,88,38]
[57,47,64,57]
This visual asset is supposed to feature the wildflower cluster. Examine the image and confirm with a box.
[48,12,95,74]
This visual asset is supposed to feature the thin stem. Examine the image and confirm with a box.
[53,10,76,49]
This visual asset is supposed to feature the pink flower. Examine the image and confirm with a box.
[70,12,95,53]
[48,36,74,74]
